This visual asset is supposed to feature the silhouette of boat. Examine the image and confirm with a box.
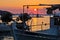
[0,4,60,40]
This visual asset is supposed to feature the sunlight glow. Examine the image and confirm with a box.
[34,9,37,11]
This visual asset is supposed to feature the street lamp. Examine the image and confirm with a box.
[22,4,51,31]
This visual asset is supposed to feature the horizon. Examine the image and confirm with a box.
[0,0,60,14]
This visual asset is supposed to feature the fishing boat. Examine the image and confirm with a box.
[0,4,60,40]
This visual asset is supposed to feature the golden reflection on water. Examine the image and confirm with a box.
[26,16,50,32]
[0,16,50,32]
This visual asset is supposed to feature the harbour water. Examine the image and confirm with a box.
[0,14,60,40]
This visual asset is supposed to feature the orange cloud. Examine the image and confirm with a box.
[0,0,60,14]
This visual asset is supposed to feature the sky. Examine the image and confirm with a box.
[0,0,60,14]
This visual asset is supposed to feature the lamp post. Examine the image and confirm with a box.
[22,4,51,31]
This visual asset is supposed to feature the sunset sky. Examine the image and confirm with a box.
[0,0,60,14]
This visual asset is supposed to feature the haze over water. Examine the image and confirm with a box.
[0,0,60,14]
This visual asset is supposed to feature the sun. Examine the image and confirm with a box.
[34,9,37,11]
